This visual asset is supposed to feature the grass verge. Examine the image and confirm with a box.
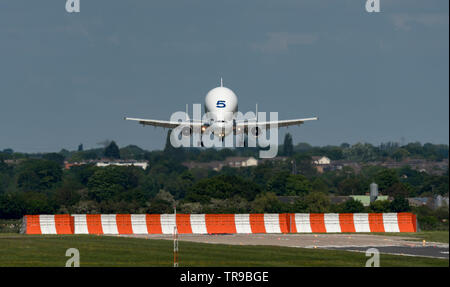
[0,234,447,267]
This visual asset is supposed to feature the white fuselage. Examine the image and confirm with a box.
[204,86,238,137]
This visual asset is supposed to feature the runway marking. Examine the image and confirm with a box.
[318,246,449,260]
[328,248,448,259]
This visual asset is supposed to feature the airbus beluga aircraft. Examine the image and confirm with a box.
[125,79,318,141]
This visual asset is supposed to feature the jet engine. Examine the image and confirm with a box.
[250,126,261,137]
[181,126,193,136]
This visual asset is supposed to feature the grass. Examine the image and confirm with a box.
[0,234,447,267]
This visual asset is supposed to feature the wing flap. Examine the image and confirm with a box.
[124,117,203,129]
[237,117,318,129]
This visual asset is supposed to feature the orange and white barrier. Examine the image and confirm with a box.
[291,213,417,233]
[22,212,417,234]
[24,214,74,234]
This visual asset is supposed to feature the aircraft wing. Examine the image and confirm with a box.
[236,117,318,129]
[124,117,204,129]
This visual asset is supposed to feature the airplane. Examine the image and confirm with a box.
[124,79,318,142]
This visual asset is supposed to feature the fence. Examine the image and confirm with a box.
[22,213,417,235]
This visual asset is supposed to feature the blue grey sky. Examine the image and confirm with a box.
[0,0,448,153]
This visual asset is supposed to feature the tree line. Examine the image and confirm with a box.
[0,136,448,230]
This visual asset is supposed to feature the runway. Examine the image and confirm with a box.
[325,245,449,259]
[118,233,449,259]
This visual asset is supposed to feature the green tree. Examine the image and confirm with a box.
[251,192,287,213]
[0,160,13,193]
[375,169,399,192]
[303,192,331,213]
[87,166,140,202]
[392,148,409,161]
[370,200,391,213]
[120,145,146,160]
[385,182,411,198]
[341,198,365,213]
[417,216,439,230]
[0,193,25,219]
[283,133,294,156]
[164,130,175,152]
[186,175,261,203]
[2,148,13,154]
[293,154,317,177]
[311,178,328,193]
[266,172,289,195]
[23,191,58,214]
[285,174,312,195]
[43,153,65,166]
[390,196,411,212]
[320,146,344,160]
[337,177,365,195]
[340,143,350,149]
[345,142,378,162]
[17,160,63,192]
[104,141,120,159]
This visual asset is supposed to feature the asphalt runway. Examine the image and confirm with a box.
[119,233,449,259]
[325,245,449,259]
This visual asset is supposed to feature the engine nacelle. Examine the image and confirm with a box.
[250,126,261,137]
[181,126,193,136]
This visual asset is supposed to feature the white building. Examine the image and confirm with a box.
[95,161,148,170]
[312,156,331,165]
[225,156,258,168]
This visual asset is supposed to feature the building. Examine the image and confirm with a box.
[277,196,301,204]
[407,197,431,208]
[312,156,331,165]
[182,161,225,171]
[311,156,331,173]
[350,195,390,207]
[224,157,258,168]
[95,161,148,170]
[329,195,352,205]
[64,160,149,170]
[182,156,258,171]
[259,156,289,163]
[328,158,448,175]
[3,159,25,165]
[408,196,449,210]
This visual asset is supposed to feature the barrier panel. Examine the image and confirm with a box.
[23,212,417,234]
[353,213,371,232]
[190,214,208,234]
[234,214,252,234]
[205,214,236,234]
[24,214,73,234]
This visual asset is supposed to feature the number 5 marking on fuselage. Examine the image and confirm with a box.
[216,100,226,108]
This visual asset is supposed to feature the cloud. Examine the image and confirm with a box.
[252,32,318,53]
[391,13,449,31]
